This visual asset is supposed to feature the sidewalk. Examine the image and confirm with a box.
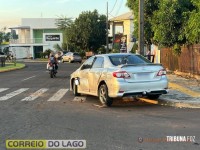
[158,74,200,108]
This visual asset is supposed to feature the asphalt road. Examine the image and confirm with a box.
[0,62,199,150]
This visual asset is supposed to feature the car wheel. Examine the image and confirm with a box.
[147,94,160,100]
[98,84,113,107]
[73,79,80,96]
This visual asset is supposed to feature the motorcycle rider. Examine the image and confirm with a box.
[48,52,58,72]
[55,51,62,63]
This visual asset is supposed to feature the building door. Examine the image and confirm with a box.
[34,46,43,59]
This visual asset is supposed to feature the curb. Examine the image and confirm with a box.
[158,98,200,108]
[15,59,48,63]
[19,60,48,63]
[0,64,26,73]
[139,97,200,109]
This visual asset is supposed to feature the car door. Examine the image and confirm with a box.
[88,56,104,95]
[78,56,95,93]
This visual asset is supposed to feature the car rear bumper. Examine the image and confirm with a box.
[108,78,168,97]
[122,89,168,97]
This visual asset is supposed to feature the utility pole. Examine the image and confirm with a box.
[138,0,144,56]
[106,1,109,54]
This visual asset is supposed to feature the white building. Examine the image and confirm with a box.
[9,18,63,59]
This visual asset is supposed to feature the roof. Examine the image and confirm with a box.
[110,12,133,21]
[9,18,58,29]
[9,26,30,29]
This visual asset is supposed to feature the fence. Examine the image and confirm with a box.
[160,44,200,75]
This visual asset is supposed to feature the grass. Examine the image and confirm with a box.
[0,63,25,71]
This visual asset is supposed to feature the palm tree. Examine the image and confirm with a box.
[55,15,73,51]
[55,15,73,31]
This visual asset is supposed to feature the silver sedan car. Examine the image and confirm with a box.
[62,52,82,63]
[70,53,168,106]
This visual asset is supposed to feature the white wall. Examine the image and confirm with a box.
[10,47,32,59]
[18,29,30,43]
[43,33,63,51]
[22,18,57,29]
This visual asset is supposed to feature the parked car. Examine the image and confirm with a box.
[70,53,168,107]
[62,52,82,63]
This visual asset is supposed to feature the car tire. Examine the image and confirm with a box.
[98,84,113,107]
[73,80,80,96]
[147,94,160,100]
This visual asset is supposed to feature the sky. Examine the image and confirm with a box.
[0,0,130,30]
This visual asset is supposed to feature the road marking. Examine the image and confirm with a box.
[21,88,48,101]
[0,88,29,101]
[0,88,9,92]
[169,82,200,97]
[21,76,36,81]
[48,89,69,101]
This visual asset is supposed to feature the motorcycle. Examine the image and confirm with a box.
[57,56,62,63]
[48,63,57,78]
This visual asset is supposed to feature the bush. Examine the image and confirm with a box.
[173,44,181,56]
[44,49,52,58]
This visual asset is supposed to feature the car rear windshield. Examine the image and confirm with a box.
[109,55,151,66]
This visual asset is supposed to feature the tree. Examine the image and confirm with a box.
[127,0,196,55]
[55,15,73,31]
[0,27,6,44]
[126,0,160,48]
[0,31,3,44]
[53,44,62,51]
[184,0,200,44]
[55,15,73,51]
[152,0,194,54]
[3,32,11,42]
[0,27,11,44]
[65,10,107,53]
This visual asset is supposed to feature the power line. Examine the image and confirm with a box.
[109,0,118,14]
[108,0,124,19]
[114,0,123,16]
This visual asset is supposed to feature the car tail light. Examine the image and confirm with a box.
[157,69,166,76]
[113,71,130,78]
